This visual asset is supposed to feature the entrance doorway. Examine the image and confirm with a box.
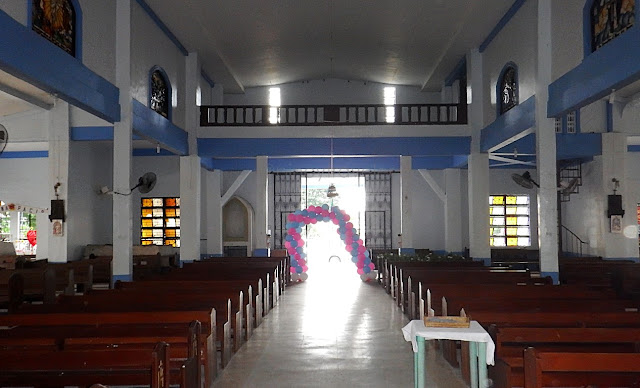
[301,175,365,275]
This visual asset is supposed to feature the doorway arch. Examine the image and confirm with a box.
[284,204,376,282]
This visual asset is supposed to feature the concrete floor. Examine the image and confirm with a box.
[212,260,468,388]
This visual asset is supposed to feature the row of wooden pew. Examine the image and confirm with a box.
[382,258,640,387]
[0,255,288,388]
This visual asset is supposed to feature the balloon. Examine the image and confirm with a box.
[284,241,291,249]
[296,267,303,274]
[290,240,298,248]
[357,268,364,275]
[301,209,308,216]
[288,214,295,221]
[363,266,371,274]
[346,222,353,230]
[322,204,329,210]
[298,240,305,247]
[345,245,353,252]
[344,214,350,222]
[360,274,369,281]
[290,266,297,273]
[301,265,308,272]
[291,273,300,281]
[27,230,36,246]
[300,273,309,281]
[332,218,339,225]
[296,227,302,233]
[369,263,375,269]
[351,257,358,263]
[294,253,301,260]
[364,258,371,265]
[311,218,317,224]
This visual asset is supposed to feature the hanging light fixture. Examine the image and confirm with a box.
[327,138,339,198]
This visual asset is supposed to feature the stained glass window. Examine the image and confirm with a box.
[490,195,530,247]
[141,197,180,247]
[592,0,635,52]
[32,0,76,57]
[151,69,170,119]
[499,66,518,115]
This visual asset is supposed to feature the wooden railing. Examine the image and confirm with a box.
[199,103,467,127]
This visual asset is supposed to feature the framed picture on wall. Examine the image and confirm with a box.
[611,215,622,233]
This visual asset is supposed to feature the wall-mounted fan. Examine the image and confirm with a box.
[511,171,539,189]
[558,177,579,195]
[99,172,157,195]
[0,124,8,157]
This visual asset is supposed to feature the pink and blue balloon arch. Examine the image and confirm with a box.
[284,204,376,282]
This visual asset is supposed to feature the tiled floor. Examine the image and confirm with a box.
[212,259,468,388]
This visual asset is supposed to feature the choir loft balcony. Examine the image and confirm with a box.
[199,102,467,127]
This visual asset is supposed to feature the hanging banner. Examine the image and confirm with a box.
[0,203,48,214]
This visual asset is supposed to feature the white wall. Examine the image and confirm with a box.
[67,141,113,260]
[410,169,446,250]
[78,0,116,84]
[131,1,186,129]
[0,1,28,25]
[551,0,585,82]
[482,0,538,126]
[489,168,540,250]
[223,78,442,106]
[1,110,48,145]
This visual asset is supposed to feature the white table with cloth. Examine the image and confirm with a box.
[402,320,495,388]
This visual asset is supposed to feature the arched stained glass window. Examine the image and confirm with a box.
[31,0,77,57]
[591,0,635,52]
[150,68,170,119]
[499,65,518,115]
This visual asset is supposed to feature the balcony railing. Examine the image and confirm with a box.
[199,103,467,127]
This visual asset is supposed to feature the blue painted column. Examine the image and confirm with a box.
[536,0,559,284]
[112,0,133,282]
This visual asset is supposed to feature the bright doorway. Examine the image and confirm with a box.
[301,174,365,276]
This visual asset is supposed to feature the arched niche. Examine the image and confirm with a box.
[222,196,254,257]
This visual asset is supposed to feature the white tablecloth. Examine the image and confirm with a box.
[402,320,495,365]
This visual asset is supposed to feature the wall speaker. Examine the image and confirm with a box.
[607,194,625,217]
[49,199,65,222]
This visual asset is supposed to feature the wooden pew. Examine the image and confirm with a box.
[523,347,640,388]
[0,341,174,388]
[490,327,640,388]
[0,309,218,388]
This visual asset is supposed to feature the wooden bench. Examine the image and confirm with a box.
[0,341,178,388]
[523,347,640,387]
[0,309,217,388]
[490,327,640,388]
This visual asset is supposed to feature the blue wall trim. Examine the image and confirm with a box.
[444,56,466,87]
[399,248,415,255]
[112,274,132,286]
[494,134,536,155]
[540,271,559,285]
[481,96,536,152]
[412,156,468,170]
[253,249,270,257]
[479,0,528,53]
[70,126,114,141]
[200,156,403,171]
[134,0,188,56]
[198,137,471,158]
[556,133,601,160]
[201,69,215,89]
[0,151,48,159]
[628,145,640,152]
[132,99,188,156]
[548,27,640,118]
[0,10,120,123]
[606,102,614,132]
[27,0,83,60]
[133,149,176,156]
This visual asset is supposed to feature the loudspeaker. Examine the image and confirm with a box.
[49,199,65,222]
[323,106,340,122]
[607,195,625,217]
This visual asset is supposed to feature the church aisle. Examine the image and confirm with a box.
[212,260,468,388]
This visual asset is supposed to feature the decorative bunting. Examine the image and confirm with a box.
[0,203,48,214]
